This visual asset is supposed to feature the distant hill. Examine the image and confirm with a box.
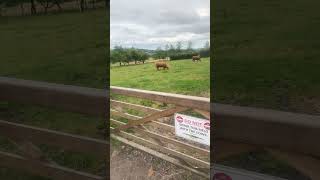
[135,49,156,55]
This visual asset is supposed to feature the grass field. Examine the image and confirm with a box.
[110,59,210,180]
[111,58,210,97]
[213,0,319,179]
[214,0,320,115]
[0,9,108,88]
[0,9,108,179]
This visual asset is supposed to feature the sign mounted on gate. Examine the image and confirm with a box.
[174,113,210,146]
[213,165,288,180]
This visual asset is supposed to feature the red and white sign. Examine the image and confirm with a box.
[214,173,232,180]
[213,165,288,180]
[174,113,210,146]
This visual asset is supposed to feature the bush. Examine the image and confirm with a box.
[170,52,195,60]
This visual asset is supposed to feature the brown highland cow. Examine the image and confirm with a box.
[192,55,201,62]
[155,60,169,70]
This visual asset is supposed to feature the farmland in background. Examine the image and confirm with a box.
[111,58,210,97]
[0,9,108,179]
[214,0,320,115]
[0,9,107,88]
[110,57,210,180]
[213,0,319,179]
[0,0,107,16]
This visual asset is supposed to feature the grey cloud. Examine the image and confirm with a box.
[111,0,210,49]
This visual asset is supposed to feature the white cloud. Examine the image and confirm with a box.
[197,8,210,17]
[111,0,210,49]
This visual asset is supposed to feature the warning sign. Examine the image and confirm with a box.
[213,165,288,180]
[174,113,210,146]
[214,173,232,180]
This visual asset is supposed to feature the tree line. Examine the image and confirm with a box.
[0,0,109,15]
[111,41,210,66]
[153,41,210,60]
[111,46,150,66]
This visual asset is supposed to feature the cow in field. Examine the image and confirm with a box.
[192,55,201,62]
[155,60,169,70]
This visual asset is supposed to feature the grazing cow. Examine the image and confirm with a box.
[155,60,169,70]
[192,55,201,62]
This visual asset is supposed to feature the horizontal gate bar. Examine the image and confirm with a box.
[214,103,320,157]
[113,106,188,132]
[111,109,140,120]
[111,127,210,168]
[0,77,108,117]
[111,100,161,114]
[111,134,209,178]
[110,119,209,156]
[110,111,175,132]
[0,120,108,156]
[0,150,105,180]
[111,86,210,111]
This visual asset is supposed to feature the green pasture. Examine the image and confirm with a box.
[0,9,108,88]
[111,58,210,97]
[213,0,319,179]
[214,0,320,115]
[0,9,108,179]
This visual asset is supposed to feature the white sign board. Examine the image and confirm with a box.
[174,113,210,146]
[213,165,288,180]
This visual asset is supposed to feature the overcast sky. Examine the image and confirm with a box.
[111,0,210,50]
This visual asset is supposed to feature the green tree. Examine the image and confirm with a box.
[167,43,175,57]
[176,41,182,52]
[0,0,28,15]
[39,0,62,13]
[128,48,140,64]
[154,47,166,59]
[187,41,193,51]
[137,50,149,64]
[141,53,149,63]
[111,45,128,66]
[30,0,37,14]
[111,46,150,66]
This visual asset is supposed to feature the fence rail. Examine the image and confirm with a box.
[110,86,211,178]
[2,76,319,179]
[111,86,320,179]
[0,77,108,180]
[214,103,320,179]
